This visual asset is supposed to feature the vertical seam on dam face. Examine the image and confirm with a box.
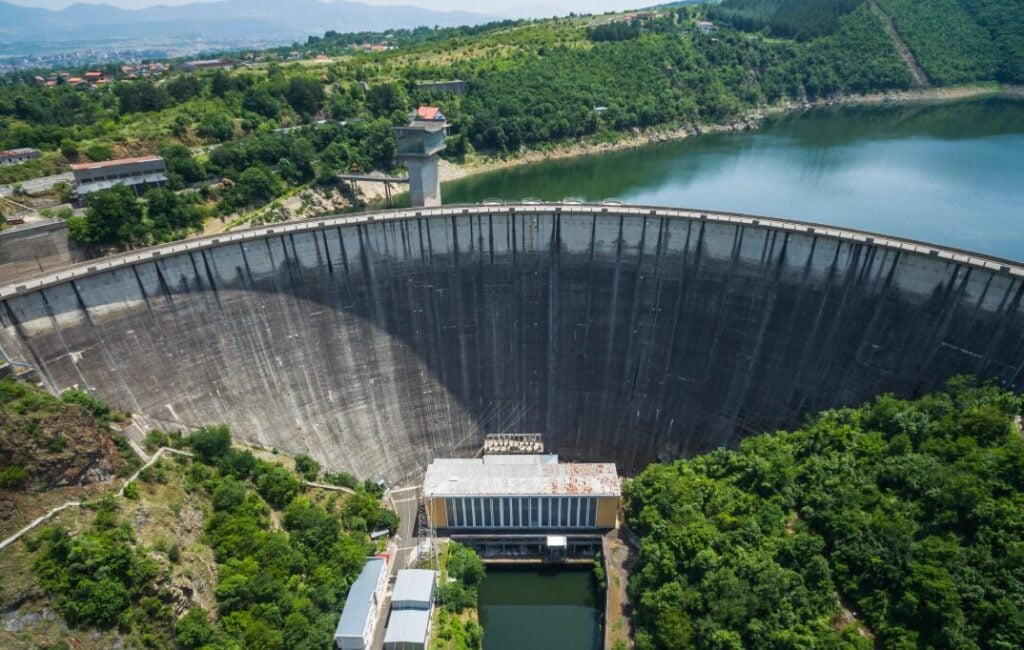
[1,204,1023,481]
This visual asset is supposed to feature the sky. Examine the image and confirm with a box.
[6,0,649,14]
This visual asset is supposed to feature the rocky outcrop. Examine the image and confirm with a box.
[0,405,123,493]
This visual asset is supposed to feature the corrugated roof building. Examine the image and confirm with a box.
[70,156,167,201]
[391,569,436,610]
[383,609,432,650]
[334,557,388,650]
[0,148,40,166]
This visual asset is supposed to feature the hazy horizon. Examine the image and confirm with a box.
[5,0,648,14]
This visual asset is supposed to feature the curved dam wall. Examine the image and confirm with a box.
[2,205,1022,482]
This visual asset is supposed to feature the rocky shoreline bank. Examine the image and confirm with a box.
[438,84,1023,185]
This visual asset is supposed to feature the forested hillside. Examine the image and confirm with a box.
[625,377,1024,648]
[1,380,398,649]
[714,0,1024,84]
[0,1,1016,249]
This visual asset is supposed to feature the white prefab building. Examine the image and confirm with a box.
[391,569,436,610]
[334,557,388,649]
[383,609,432,650]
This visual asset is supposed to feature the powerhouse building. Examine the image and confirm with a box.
[423,455,620,531]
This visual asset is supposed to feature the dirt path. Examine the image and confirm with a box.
[603,527,635,649]
[868,0,930,87]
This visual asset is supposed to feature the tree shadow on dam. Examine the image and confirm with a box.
[3,212,1024,480]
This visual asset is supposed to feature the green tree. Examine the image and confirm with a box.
[242,86,281,118]
[198,111,234,142]
[59,138,79,160]
[293,453,320,481]
[186,425,232,462]
[176,607,213,648]
[286,77,325,115]
[145,188,204,240]
[366,82,407,118]
[165,75,204,103]
[68,185,146,248]
[231,166,279,206]
[257,464,301,509]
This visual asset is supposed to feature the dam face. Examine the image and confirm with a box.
[2,205,1022,482]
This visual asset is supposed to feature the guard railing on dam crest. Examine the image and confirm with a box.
[2,203,1022,299]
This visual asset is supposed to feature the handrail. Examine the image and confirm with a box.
[1,203,1021,300]
[0,342,30,369]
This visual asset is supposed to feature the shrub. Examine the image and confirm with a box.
[437,582,476,613]
[122,481,140,500]
[60,389,111,422]
[143,429,169,452]
[322,471,359,490]
[0,465,28,489]
[84,143,112,162]
[293,453,320,481]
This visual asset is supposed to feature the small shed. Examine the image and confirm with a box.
[383,609,432,650]
[391,569,436,610]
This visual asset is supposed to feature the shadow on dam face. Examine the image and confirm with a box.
[2,205,1023,482]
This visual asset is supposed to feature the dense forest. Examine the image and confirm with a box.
[625,377,1024,649]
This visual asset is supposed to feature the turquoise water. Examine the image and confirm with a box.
[477,567,602,650]
[443,97,1024,262]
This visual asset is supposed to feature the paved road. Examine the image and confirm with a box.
[368,486,421,650]
[0,172,73,197]
[391,487,421,569]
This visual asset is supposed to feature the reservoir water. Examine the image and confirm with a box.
[443,97,1024,262]
[477,567,602,650]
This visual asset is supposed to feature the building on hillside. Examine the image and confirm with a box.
[391,570,435,610]
[414,106,446,122]
[383,609,431,650]
[84,71,104,82]
[423,454,620,531]
[414,80,468,95]
[70,156,167,202]
[697,21,715,34]
[0,148,41,166]
[334,557,389,650]
[176,58,236,72]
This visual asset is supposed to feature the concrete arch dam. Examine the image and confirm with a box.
[2,205,1023,482]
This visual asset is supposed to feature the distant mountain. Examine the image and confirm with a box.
[0,0,494,45]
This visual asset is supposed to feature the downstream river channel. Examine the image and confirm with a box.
[477,567,602,650]
[443,97,1024,262]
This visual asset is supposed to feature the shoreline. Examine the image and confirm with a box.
[438,83,1024,185]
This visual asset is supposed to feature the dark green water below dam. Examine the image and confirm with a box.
[444,97,1024,262]
[478,567,602,650]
